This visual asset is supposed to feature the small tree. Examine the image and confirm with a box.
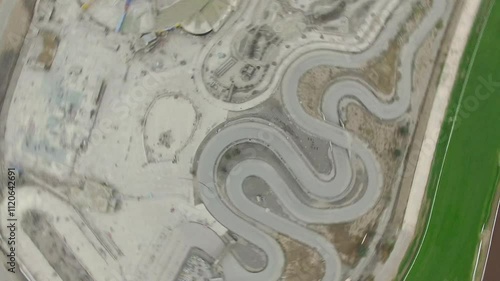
[393,148,402,158]
[232,148,241,157]
[436,19,444,30]
[220,166,228,174]
[398,123,410,136]
[358,244,368,257]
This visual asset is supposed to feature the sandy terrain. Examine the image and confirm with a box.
[277,234,325,281]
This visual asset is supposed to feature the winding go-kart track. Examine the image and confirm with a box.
[193,0,449,280]
[0,0,478,280]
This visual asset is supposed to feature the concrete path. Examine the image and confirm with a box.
[0,0,17,43]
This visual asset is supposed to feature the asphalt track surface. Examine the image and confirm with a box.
[195,0,449,280]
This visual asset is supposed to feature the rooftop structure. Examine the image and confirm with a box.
[156,0,239,34]
[82,0,239,35]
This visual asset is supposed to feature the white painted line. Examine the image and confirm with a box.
[473,240,483,281]
[480,200,500,281]
[402,1,496,280]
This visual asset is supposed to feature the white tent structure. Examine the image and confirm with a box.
[155,0,239,34]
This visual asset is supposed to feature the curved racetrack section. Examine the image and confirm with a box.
[195,0,449,280]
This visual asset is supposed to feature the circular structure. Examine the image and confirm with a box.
[144,95,197,163]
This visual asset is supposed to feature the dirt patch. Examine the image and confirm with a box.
[36,31,59,70]
[277,234,325,281]
[312,223,371,266]
[345,105,410,192]
[345,104,410,259]
[297,65,344,119]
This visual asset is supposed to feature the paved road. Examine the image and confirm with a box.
[0,0,16,41]
[193,0,449,280]
[0,0,20,112]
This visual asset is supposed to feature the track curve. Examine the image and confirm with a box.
[195,0,450,280]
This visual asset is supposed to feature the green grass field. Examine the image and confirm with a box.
[399,1,500,280]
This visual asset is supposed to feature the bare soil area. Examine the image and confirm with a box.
[345,105,410,186]
[312,223,372,266]
[277,234,325,281]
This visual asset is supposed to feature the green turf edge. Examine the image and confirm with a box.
[395,0,498,280]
